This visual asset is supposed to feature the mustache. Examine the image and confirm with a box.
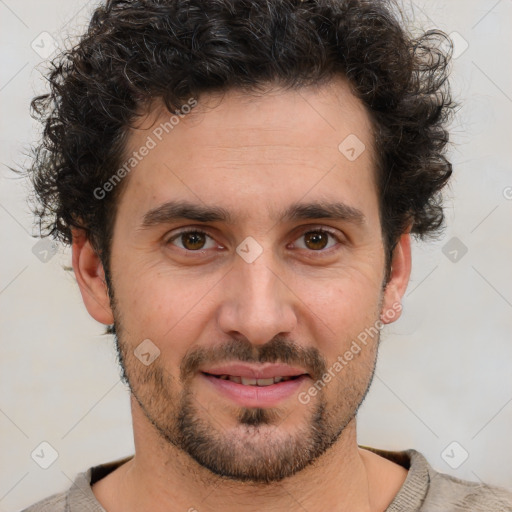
[179,336,327,383]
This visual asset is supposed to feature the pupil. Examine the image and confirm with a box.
[305,231,327,250]
[183,232,205,250]
[180,231,328,251]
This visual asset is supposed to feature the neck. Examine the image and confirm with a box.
[93,398,401,512]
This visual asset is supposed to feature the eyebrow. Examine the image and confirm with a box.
[138,199,366,229]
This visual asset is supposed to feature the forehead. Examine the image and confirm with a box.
[116,76,378,226]
[134,76,374,155]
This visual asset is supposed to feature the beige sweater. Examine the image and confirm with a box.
[21,447,512,511]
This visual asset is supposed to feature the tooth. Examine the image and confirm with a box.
[220,375,299,386]
[256,378,275,386]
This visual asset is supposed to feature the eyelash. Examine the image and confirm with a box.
[165,227,344,256]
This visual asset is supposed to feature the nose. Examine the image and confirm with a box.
[216,250,298,346]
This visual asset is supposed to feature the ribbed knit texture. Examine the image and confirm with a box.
[21,448,512,511]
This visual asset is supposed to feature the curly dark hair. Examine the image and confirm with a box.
[25,0,455,281]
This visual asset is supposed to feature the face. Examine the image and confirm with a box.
[77,76,410,484]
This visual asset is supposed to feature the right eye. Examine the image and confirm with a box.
[166,229,219,252]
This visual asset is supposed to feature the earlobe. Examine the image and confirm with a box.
[380,232,412,325]
[71,228,114,325]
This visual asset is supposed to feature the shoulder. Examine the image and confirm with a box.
[361,446,512,512]
[424,466,512,512]
[404,449,512,512]
[20,492,67,512]
[18,456,132,512]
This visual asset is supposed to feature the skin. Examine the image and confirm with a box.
[72,75,412,512]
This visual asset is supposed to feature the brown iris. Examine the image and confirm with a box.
[176,229,331,252]
[303,231,329,250]
[181,231,207,250]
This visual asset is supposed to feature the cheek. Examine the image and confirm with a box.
[296,270,382,324]
[114,269,218,349]
[293,275,383,377]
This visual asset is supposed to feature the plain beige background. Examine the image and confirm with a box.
[1,1,511,510]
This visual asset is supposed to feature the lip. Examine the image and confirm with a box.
[201,372,310,408]
[200,362,309,380]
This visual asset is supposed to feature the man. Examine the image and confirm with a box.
[21,0,512,510]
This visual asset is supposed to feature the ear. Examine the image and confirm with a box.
[71,228,114,325]
[380,232,412,324]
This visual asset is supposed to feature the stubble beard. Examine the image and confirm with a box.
[113,324,379,484]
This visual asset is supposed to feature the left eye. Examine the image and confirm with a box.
[292,229,340,251]
[167,228,340,253]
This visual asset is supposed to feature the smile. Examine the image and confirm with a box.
[203,373,302,386]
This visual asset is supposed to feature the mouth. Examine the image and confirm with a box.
[201,372,304,386]
[199,366,311,408]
